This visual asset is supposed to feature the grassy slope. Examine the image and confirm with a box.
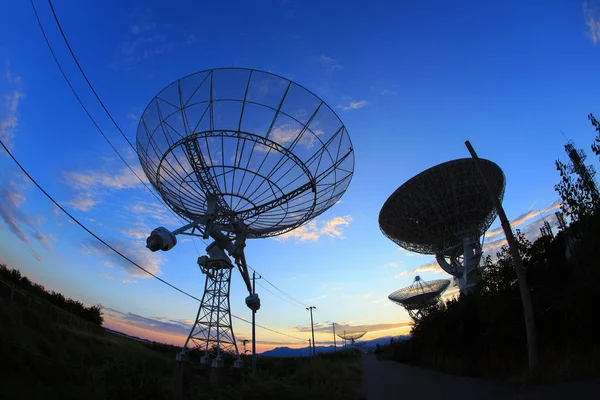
[0,298,176,400]
[0,296,362,399]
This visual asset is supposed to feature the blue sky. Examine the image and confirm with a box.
[1,0,599,350]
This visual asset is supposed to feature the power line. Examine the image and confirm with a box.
[29,0,163,212]
[29,0,206,257]
[249,266,308,308]
[0,137,304,343]
[256,281,303,309]
[46,0,137,154]
[32,0,308,317]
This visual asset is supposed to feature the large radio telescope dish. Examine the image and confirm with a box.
[379,158,505,256]
[388,276,450,322]
[137,68,354,238]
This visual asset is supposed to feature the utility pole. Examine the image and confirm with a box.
[307,306,316,357]
[308,338,312,359]
[332,322,337,352]
[465,140,539,375]
[252,271,261,376]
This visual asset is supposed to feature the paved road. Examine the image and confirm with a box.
[360,354,599,400]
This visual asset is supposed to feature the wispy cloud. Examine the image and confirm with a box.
[127,200,180,226]
[65,195,97,212]
[186,34,197,45]
[0,67,24,151]
[63,165,147,212]
[0,171,54,260]
[380,89,397,95]
[113,12,173,68]
[81,237,163,278]
[318,55,343,71]
[275,215,352,242]
[583,1,600,44]
[306,294,328,302]
[337,100,367,111]
[103,306,191,336]
[65,165,147,191]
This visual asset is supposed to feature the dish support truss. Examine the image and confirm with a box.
[435,236,483,294]
[180,242,240,368]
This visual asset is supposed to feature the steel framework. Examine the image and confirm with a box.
[379,158,505,293]
[137,68,354,365]
[388,276,451,322]
[183,251,238,367]
[379,158,505,255]
[136,68,354,239]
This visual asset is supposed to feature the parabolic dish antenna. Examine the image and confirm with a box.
[338,331,367,345]
[138,68,354,367]
[137,67,354,239]
[379,158,505,293]
[388,276,451,322]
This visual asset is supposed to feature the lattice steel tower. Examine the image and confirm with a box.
[137,68,354,367]
[565,140,599,203]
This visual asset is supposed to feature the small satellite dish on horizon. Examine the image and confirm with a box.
[338,331,367,347]
[388,276,451,322]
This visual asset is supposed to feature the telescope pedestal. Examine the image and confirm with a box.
[181,245,240,366]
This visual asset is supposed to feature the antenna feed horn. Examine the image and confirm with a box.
[245,293,261,311]
[146,227,177,252]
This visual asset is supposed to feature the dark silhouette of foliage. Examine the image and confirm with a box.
[0,263,103,325]
[394,115,600,380]
[555,114,600,221]
[590,114,600,157]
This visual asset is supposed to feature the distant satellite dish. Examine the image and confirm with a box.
[388,276,451,322]
[338,331,367,345]
[379,158,505,293]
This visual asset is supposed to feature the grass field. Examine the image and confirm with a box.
[0,295,361,399]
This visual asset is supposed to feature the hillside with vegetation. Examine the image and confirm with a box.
[0,266,361,399]
[380,114,600,382]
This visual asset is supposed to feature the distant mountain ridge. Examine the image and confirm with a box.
[259,335,409,357]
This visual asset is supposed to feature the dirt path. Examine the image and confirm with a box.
[360,354,599,399]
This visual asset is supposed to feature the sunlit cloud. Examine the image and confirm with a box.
[63,165,148,212]
[275,215,352,242]
[394,261,444,278]
[65,195,97,212]
[485,200,561,240]
[337,100,367,111]
[583,1,600,44]
[103,306,190,336]
[65,165,147,191]
[306,294,327,302]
